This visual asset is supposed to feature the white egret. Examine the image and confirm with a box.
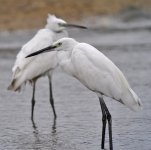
[8,14,87,122]
[26,37,142,150]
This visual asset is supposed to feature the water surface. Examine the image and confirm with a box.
[0,15,151,150]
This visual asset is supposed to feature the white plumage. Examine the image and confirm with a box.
[72,43,142,110]
[26,37,142,150]
[9,15,67,91]
[10,29,57,90]
[54,38,142,111]
[8,14,87,121]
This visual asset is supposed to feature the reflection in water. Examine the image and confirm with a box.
[32,118,58,150]
[32,127,41,150]
[31,119,37,129]
[51,118,58,150]
[52,118,57,133]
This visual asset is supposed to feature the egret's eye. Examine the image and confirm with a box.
[58,42,62,46]
[58,23,62,26]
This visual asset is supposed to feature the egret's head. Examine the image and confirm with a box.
[26,38,78,58]
[45,14,87,32]
[45,14,66,32]
[53,38,78,51]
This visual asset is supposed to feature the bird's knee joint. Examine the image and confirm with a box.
[50,99,54,105]
[32,99,35,105]
[107,114,112,121]
[102,115,107,122]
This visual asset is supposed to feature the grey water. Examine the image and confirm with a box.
[1,10,151,150]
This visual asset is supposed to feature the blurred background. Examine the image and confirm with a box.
[0,0,151,30]
[1,0,151,49]
[0,0,151,150]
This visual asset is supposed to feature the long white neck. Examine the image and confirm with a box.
[45,23,52,30]
[57,48,73,65]
[57,50,74,76]
[57,41,78,75]
[53,30,68,42]
[45,25,68,42]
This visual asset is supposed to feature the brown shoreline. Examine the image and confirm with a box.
[0,0,151,30]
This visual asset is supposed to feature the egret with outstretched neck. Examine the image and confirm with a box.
[26,37,142,150]
[8,15,87,122]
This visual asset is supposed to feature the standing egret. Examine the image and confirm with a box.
[8,14,87,122]
[26,37,142,150]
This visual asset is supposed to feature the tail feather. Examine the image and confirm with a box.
[122,88,143,111]
[129,88,143,110]
[7,79,16,90]
[8,66,23,91]
[7,78,21,92]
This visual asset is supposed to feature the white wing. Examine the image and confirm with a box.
[9,29,58,91]
[71,43,142,111]
[12,29,54,73]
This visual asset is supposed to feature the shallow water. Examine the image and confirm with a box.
[1,19,151,149]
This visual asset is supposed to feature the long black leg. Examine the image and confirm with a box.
[99,96,113,150]
[99,97,107,149]
[31,80,36,122]
[48,74,57,119]
[108,114,113,150]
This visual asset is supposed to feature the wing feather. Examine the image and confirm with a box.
[9,29,56,91]
[71,43,130,100]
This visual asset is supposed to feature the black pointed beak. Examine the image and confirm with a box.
[25,45,56,58]
[60,23,87,29]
